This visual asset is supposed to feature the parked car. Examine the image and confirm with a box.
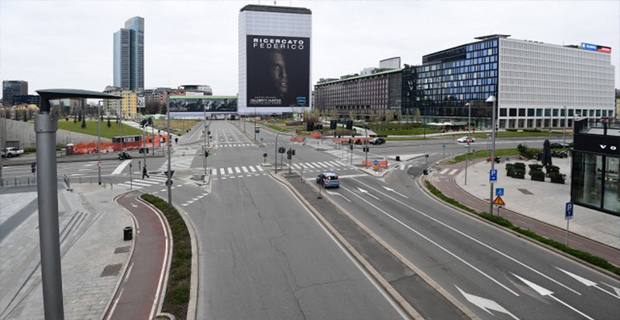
[457,136,475,143]
[551,151,568,158]
[1,147,24,158]
[549,143,565,149]
[316,172,340,188]
[369,138,386,145]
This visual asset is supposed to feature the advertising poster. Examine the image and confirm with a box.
[246,35,310,107]
[169,97,237,113]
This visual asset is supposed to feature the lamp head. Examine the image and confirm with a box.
[485,95,496,103]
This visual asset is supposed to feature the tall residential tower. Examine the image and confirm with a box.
[113,16,144,91]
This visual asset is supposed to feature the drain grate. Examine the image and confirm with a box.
[100,264,122,277]
[518,188,534,195]
[114,246,131,254]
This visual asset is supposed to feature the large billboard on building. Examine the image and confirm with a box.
[246,35,310,108]
[169,96,237,118]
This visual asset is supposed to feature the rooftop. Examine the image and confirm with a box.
[240,4,311,15]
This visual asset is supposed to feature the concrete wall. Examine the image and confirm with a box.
[1,118,110,148]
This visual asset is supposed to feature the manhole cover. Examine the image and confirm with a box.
[100,264,122,277]
[114,246,131,254]
[518,188,533,195]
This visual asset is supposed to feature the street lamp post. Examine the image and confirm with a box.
[275,130,282,173]
[465,102,472,185]
[35,89,121,320]
[254,107,257,141]
[118,103,123,153]
[97,101,102,185]
[486,95,497,215]
[166,95,173,208]
[563,106,567,146]
[203,104,207,175]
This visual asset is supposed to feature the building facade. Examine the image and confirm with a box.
[114,17,144,91]
[571,118,619,215]
[178,85,213,95]
[238,4,312,115]
[103,86,138,118]
[2,80,28,106]
[13,94,41,107]
[314,69,402,118]
[403,35,615,129]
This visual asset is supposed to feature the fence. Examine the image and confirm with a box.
[0,175,37,187]
[361,160,388,168]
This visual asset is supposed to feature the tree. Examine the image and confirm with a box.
[107,117,112,128]
[414,108,421,124]
[145,101,160,115]
[74,113,77,124]
[22,109,28,122]
[78,109,83,122]
[81,115,86,129]
[395,109,403,123]
[348,109,357,122]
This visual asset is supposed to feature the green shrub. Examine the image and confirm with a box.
[530,170,545,181]
[506,163,514,177]
[546,165,560,176]
[514,162,526,171]
[528,164,543,172]
[512,169,525,179]
[23,147,36,154]
[549,172,566,184]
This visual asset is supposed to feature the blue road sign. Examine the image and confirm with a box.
[496,188,504,196]
[260,137,264,142]
[490,169,498,183]
[442,143,446,148]
[373,160,379,165]
[565,202,574,219]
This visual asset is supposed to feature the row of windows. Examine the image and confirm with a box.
[418,71,498,88]
[501,94,612,105]
[501,40,611,64]
[466,48,497,59]
[438,85,497,95]
[500,85,611,96]
[498,108,614,118]
[467,39,498,52]
[415,91,495,102]
[500,70,615,83]
[501,62,614,77]
[418,62,498,79]
[500,78,615,90]
[501,55,614,72]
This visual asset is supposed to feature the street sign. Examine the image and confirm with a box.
[164,170,175,178]
[442,143,446,148]
[496,188,504,196]
[373,160,379,170]
[492,196,505,206]
[165,179,173,186]
[260,137,264,142]
[263,153,268,158]
[565,202,574,219]
[490,169,498,183]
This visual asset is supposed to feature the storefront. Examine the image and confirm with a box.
[571,119,620,216]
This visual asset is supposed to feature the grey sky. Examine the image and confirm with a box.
[1,0,618,97]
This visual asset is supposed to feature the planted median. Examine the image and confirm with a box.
[141,194,192,319]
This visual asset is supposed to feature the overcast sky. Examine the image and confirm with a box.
[1,0,619,98]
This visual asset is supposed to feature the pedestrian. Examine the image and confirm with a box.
[142,166,149,179]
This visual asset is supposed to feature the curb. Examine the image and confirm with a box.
[418,175,620,281]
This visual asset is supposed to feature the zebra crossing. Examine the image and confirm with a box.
[439,168,460,175]
[210,160,354,181]
[180,192,210,207]
[115,176,168,190]
[214,143,258,148]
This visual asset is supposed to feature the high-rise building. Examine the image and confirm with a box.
[2,80,28,106]
[113,16,144,91]
[238,4,312,115]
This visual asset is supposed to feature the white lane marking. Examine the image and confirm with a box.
[130,181,155,187]
[356,187,381,201]
[512,273,593,320]
[382,186,408,198]
[305,162,317,169]
[556,267,620,299]
[256,166,264,172]
[449,169,459,175]
[455,285,519,320]
[326,161,341,167]
[234,167,241,174]
[112,160,133,175]
[601,282,620,298]
[336,160,346,166]
[283,183,410,320]
[124,263,134,282]
[327,191,351,202]
[105,288,124,320]
[242,166,249,173]
[440,168,450,174]
[220,168,225,175]
[354,179,581,296]
[315,162,329,168]
[292,163,302,169]
[341,185,519,296]
[227,167,233,174]
[299,163,310,169]
[400,165,406,171]
[249,166,257,172]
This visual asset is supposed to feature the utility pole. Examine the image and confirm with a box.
[487,95,497,215]
[97,101,102,185]
[166,95,173,208]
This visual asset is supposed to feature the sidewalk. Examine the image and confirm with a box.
[428,158,620,266]
[0,184,133,320]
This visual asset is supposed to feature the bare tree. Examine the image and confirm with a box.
[414,108,421,124]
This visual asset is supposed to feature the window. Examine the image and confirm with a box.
[500,108,507,117]
[509,108,517,117]
[518,109,526,117]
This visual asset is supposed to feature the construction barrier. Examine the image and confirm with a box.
[332,137,371,144]
[290,136,306,142]
[71,135,169,155]
[361,160,388,168]
[310,132,324,139]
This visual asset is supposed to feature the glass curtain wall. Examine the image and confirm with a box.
[572,152,620,215]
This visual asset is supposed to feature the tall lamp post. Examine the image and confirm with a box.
[254,106,257,141]
[35,89,121,320]
[97,101,102,185]
[465,102,472,185]
[203,103,207,175]
[486,95,497,215]
[563,106,567,146]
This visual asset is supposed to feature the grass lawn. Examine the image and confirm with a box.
[470,131,573,139]
[385,136,429,141]
[376,128,442,136]
[444,148,521,164]
[57,120,145,139]
[153,119,200,136]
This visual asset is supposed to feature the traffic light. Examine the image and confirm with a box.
[330,120,337,130]
[363,146,369,153]
[346,120,353,130]
[306,121,314,131]
[31,162,36,174]
[205,151,209,158]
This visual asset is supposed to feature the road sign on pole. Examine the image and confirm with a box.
[373,159,379,170]
[496,188,504,196]
[565,202,574,219]
[492,196,505,206]
[490,169,498,183]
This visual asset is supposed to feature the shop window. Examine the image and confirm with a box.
[603,157,620,213]
[572,153,604,209]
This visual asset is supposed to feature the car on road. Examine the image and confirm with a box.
[456,136,475,143]
[316,172,340,188]
[1,147,24,158]
[369,137,386,145]
[549,142,566,149]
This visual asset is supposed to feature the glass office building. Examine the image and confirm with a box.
[113,17,144,91]
[403,35,615,129]
[2,80,28,106]
[571,119,620,216]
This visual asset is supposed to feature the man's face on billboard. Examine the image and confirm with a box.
[269,52,288,95]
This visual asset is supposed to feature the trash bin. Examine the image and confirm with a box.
[395,156,401,162]
[123,226,133,241]
[423,169,428,175]
[66,143,75,156]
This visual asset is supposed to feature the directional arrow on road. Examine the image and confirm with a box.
[512,273,594,320]
[382,186,408,198]
[130,203,138,208]
[555,267,620,299]
[357,187,381,201]
[326,191,351,202]
[455,285,519,320]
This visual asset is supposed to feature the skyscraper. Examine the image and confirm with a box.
[113,16,144,91]
[2,80,28,106]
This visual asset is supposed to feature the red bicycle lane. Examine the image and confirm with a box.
[105,191,170,320]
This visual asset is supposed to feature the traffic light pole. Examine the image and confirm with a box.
[275,131,281,173]
[166,96,172,208]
